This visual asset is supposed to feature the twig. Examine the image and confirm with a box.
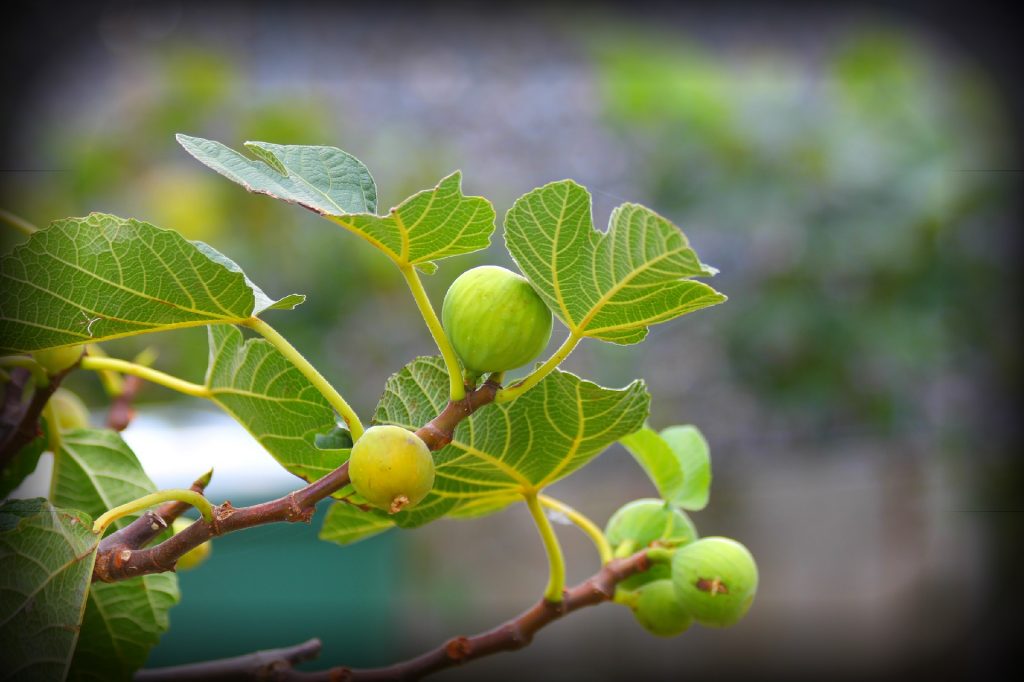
[131,550,652,681]
[98,469,214,555]
[93,378,501,583]
[107,374,143,431]
[135,638,323,681]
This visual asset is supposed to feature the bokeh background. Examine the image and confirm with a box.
[3,2,1021,680]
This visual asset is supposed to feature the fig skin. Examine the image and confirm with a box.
[631,579,694,637]
[49,389,90,430]
[32,345,83,374]
[441,265,552,374]
[171,518,212,571]
[349,425,435,514]
[605,498,698,549]
[672,537,758,627]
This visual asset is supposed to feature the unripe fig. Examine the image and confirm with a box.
[672,537,757,627]
[49,388,90,430]
[171,518,212,571]
[605,498,698,550]
[630,579,693,637]
[32,345,83,374]
[441,265,552,374]
[349,425,435,513]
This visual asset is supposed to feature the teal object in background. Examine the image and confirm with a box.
[146,502,399,669]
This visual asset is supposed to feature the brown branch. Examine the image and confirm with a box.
[107,374,143,431]
[0,362,76,469]
[134,638,323,681]
[93,378,500,583]
[132,550,652,681]
[97,468,214,557]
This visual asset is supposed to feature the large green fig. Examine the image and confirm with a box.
[630,579,693,637]
[49,388,90,430]
[441,265,552,374]
[171,518,212,571]
[672,537,757,627]
[349,425,435,513]
[32,345,83,374]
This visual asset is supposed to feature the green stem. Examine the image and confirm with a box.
[539,494,612,564]
[0,208,38,237]
[92,489,214,535]
[245,318,365,440]
[84,345,125,396]
[646,547,675,565]
[0,356,49,387]
[525,492,567,603]
[399,265,466,402]
[613,538,638,560]
[495,333,581,403]
[81,356,210,398]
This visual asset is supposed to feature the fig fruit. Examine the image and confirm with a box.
[630,578,693,637]
[32,345,83,374]
[441,265,552,374]
[49,388,90,430]
[349,424,435,513]
[171,518,212,571]
[605,498,698,550]
[671,537,757,627]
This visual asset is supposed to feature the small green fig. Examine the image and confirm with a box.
[32,345,83,374]
[49,388,90,430]
[171,518,212,571]
[441,265,552,375]
[349,425,435,513]
[605,498,698,550]
[630,579,693,637]
[672,537,757,627]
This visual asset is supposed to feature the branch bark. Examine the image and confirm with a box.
[94,378,500,583]
[107,374,143,431]
[135,638,323,681]
[133,550,652,681]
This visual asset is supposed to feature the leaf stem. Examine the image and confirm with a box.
[399,265,466,402]
[525,492,567,603]
[0,208,38,236]
[92,489,214,535]
[0,356,49,387]
[244,318,365,440]
[495,333,581,403]
[539,494,612,564]
[80,356,210,398]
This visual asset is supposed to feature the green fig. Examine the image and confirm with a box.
[630,578,693,637]
[49,388,90,430]
[605,498,698,550]
[441,265,552,375]
[672,537,757,627]
[349,425,435,513]
[32,345,83,374]
[171,518,212,571]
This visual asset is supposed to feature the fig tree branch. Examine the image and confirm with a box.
[93,377,501,583]
[0,362,74,468]
[132,549,652,681]
[135,638,324,681]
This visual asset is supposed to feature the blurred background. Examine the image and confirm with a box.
[2,2,1021,679]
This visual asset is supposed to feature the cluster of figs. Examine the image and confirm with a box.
[606,499,758,635]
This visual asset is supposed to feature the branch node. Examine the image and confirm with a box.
[445,636,472,662]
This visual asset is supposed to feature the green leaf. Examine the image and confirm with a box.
[374,356,650,527]
[205,325,348,484]
[504,181,726,344]
[0,213,302,354]
[176,134,378,214]
[51,429,157,529]
[0,434,46,499]
[620,425,712,511]
[327,172,495,269]
[0,498,98,681]
[47,428,182,681]
[319,503,394,546]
